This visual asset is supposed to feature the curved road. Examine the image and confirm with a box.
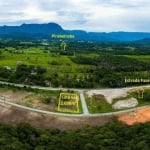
[0,81,149,117]
[0,97,149,118]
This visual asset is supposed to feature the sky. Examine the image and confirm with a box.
[0,0,149,32]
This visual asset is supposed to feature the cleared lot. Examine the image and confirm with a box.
[118,107,150,125]
[0,103,112,130]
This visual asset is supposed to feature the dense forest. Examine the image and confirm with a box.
[0,121,150,150]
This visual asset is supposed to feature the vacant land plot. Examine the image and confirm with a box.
[112,98,138,110]
[58,93,80,113]
[118,107,150,125]
[85,88,129,113]
[0,103,113,130]
[87,89,128,104]
[0,87,59,112]
[85,93,113,113]
[86,86,150,113]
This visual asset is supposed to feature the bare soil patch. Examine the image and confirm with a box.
[87,88,128,104]
[112,98,138,110]
[118,107,150,125]
[0,103,113,130]
[0,89,56,112]
[0,89,29,103]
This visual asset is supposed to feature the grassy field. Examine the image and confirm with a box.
[125,55,150,62]
[0,47,92,78]
[0,44,149,88]
[0,48,74,68]
[85,93,114,113]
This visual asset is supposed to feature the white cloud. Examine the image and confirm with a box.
[0,0,149,32]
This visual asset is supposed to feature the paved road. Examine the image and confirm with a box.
[0,97,83,117]
[0,97,149,118]
[79,91,89,115]
[0,81,90,115]
[0,81,83,92]
[0,81,149,92]
[0,81,149,117]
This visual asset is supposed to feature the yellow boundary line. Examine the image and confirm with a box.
[57,93,79,113]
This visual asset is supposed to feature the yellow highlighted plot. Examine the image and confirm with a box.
[57,93,79,113]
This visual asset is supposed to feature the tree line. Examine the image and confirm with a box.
[0,121,150,150]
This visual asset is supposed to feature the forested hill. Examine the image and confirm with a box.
[0,23,64,34]
[133,38,150,45]
[0,23,150,41]
[0,121,150,149]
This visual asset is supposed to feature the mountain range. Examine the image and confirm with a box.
[0,23,150,42]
